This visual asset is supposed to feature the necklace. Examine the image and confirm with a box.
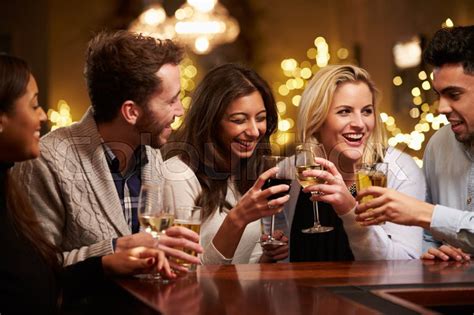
[348,183,357,195]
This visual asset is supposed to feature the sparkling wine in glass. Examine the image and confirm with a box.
[294,143,334,233]
[137,183,175,281]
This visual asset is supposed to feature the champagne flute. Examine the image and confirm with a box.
[295,143,334,233]
[137,183,175,281]
[260,155,292,246]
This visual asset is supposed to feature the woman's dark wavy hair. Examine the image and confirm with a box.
[164,63,278,221]
[423,25,474,74]
[0,54,60,270]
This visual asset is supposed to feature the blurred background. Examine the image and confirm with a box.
[1,0,474,164]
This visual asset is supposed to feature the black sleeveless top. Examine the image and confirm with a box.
[290,188,355,261]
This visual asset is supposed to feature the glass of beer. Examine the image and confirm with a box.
[173,206,202,271]
[137,183,175,281]
[295,143,333,233]
[355,162,388,221]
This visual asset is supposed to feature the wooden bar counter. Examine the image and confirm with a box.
[115,260,474,314]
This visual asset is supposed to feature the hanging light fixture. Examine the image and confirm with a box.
[128,2,175,39]
[128,0,239,54]
[174,0,240,54]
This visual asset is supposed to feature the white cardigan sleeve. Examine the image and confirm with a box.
[162,157,262,264]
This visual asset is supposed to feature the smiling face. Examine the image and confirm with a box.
[218,91,267,162]
[433,63,474,145]
[136,63,184,148]
[0,74,47,162]
[318,81,375,164]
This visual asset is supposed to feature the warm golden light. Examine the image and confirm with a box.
[413,96,422,105]
[48,100,74,131]
[300,68,312,79]
[314,36,326,45]
[442,18,454,28]
[292,95,301,106]
[188,0,217,13]
[393,76,403,86]
[276,101,287,114]
[421,103,430,112]
[411,87,421,97]
[278,85,289,96]
[386,116,395,126]
[295,78,304,89]
[275,132,290,145]
[140,5,166,26]
[418,71,427,80]
[278,120,291,132]
[286,79,296,90]
[409,108,420,118]
[421,81,431,90]
[194,36,210,53]
[281,59,298,71]
[425,113,434,122]
[307,48,317,59]
[337,48,349,60]
[176,21,224,34]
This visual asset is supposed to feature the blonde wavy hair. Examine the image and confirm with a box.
[297,64,387,164]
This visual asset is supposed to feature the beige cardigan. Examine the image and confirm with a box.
[13,108,164,265]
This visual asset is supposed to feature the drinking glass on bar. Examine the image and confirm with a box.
[172,206,202,271]
[260,155,292,246]
[137,183,174,281]
[355,162,388,222]
[294,143,334,233]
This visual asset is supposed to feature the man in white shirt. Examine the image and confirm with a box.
[355,25,474,260]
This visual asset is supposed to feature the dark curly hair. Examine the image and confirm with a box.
[84,30,184,122]
[423,25,474,74]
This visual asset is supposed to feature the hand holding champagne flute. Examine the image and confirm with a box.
[295,143,334,233]
[137,183,175,281]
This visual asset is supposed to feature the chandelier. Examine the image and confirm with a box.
[128,0,240,54]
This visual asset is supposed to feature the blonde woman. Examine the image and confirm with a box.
[279,65,424,261]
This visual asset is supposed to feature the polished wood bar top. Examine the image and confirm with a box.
[116,260,474,315]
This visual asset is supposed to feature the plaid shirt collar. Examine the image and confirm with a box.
[102,143,149,176]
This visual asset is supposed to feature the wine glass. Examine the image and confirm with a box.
[137,183,175,281]
[260,155,292,246]
[294,143,334,233]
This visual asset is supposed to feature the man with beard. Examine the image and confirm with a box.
[355,25,474,260]
[13,31,203,268]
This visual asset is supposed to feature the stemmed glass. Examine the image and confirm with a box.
[260,155,292,246]
[294,143,334,233]
[137,183,175,281]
